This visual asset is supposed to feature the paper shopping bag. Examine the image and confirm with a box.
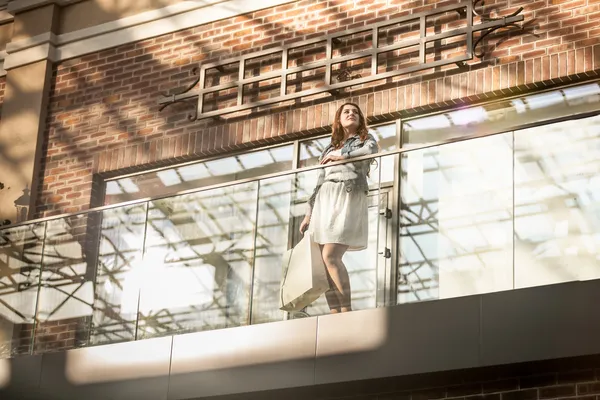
[279,232,329,312]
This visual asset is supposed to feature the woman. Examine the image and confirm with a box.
[299,102,378,314]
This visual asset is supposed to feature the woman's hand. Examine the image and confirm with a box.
[320,153,345,165]
[299,215,311,234]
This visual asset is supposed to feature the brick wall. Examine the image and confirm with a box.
[38,0,600,218]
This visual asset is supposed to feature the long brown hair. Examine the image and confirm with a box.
[331,102,369,149]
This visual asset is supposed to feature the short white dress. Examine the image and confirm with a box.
[309,150,369,251]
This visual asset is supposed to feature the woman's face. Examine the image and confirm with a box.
[339,105,360,131]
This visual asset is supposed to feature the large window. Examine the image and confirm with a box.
[104,123,400,205]
[104,145,296,205]
[402,83,600,147]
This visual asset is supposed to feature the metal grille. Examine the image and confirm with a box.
[159,0,524,120]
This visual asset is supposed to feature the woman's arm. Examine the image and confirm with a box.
[341,133,378,158]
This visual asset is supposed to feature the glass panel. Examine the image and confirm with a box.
[136,182,258,338]
[398,134,514,303]
[402,82,600,148]
[250,175,294,325]
[372,123,398,152]
[35,214,99,353]
[0,223,45,357]
[514,115,600,287]
[105,144,294,205]
[90,204,148,345]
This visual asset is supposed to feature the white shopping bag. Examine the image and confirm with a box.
[279,232,329,312]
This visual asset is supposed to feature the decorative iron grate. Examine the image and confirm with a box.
[159,0,524,120]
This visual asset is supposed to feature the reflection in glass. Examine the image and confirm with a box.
[105,145,294,205]
[402,83,600,148]
[36,215,96,353]
[136,182,258,338]
[514,116,600,287]
[0,223,45,357]
[398,134,514,302]
[90,204,148,345]
[250,175,294,324]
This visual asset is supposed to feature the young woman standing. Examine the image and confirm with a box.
[300,102,378,313]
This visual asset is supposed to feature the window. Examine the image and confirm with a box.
[104,144,295,205]
[402,82,600,148]
[104,123,400,205]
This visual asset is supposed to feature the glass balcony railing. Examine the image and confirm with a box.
[2,111,600,358]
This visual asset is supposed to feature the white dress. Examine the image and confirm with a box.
[308,150,369,251]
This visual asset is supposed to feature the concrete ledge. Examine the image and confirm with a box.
[6,32,57,54]
[3,42,56,70]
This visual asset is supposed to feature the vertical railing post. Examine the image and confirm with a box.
[325,37,333,87]
[237,58,245,107]
[419,16,426,65]
[466,1,474,58]
[281,47,288,97]
[371,26,378,77]
[197,66,206,117]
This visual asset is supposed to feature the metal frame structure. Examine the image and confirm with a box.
[158,0,524,120]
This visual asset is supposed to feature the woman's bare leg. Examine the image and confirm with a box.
[321,243,352,313]
[320,246,341,313]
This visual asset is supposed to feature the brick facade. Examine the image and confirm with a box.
[38,0,600,217]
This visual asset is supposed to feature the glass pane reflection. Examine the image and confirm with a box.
[90,204,147,345]
[36,215,97,353]
[402,82,600,148]
[0,223,45,357]
[250,175,294,324]
[398,134,514,303]
[105,145,294,205]
[514,115,600,287]
[136,182,258,338]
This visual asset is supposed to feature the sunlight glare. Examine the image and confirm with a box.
[0,358,10,389]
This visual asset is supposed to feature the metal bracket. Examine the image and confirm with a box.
[158,67,201,119]
[379,208,393,219]
[379,248,392,259]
